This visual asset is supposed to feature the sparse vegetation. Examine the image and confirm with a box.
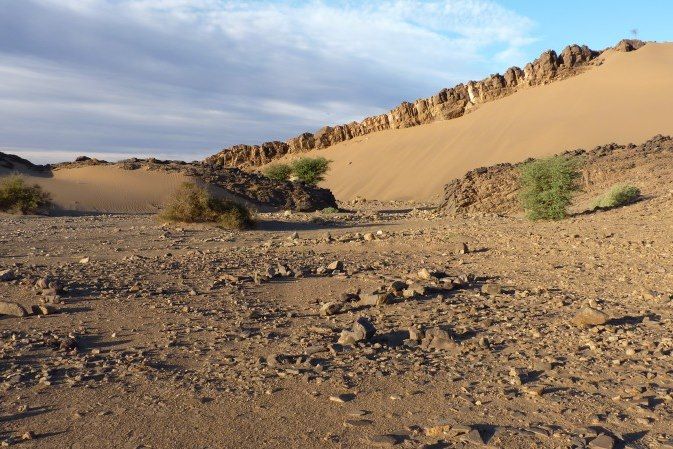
[290,157,331,185]
[262,163,293,182]
[321,206,339,214]
[518,156,581,220]
[160,182,253,229]
[0,175,51,214]
[292,157,331,185]
[592,184,641,209]
[261,157,331,185]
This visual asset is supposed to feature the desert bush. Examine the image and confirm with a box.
[0,175,51,214]
[290,157,331,185]
[160,182,253,229]
[321,206,339,214]
[592,184,641,209]
[263,163,292,182]
[518,156,581,220]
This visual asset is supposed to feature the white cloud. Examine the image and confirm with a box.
[0,0,537,162]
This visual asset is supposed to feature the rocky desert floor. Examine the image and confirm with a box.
[2,194,673,449]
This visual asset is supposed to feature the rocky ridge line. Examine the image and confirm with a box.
[206,39,645,169]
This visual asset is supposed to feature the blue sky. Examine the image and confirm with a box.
[500,0,671,57]
[0,0,669,163]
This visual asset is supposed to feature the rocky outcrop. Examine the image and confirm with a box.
[440,134,673,216]
[0,152,47,171]
[614,39,646,52]
[206,41,645,169]
[46,156,337,212]
[114,158,337,212]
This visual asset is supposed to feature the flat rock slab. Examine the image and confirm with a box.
[589,434,616,449]
[572,307,608,327]
[365,434,400,447]
[0,301,28,317]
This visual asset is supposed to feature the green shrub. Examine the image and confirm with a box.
[290,157,331,185]
[591,184,640,209]
[321,206,339,214]
[0,175,51,214]
[160,182,253,230]
[263,163,292,182]
[518,156,581,220]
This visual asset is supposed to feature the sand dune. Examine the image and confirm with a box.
[285,42,673,201]
[0,165,190,214]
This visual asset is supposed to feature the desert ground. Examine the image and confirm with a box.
[3,39,673,449]
[2,188,673,448]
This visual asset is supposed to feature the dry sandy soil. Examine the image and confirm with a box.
[0,165,190,214]
[2,188,673,448]
[274,43,673,201]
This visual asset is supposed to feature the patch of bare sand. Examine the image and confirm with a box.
[284,42,673,201]
[0,165,190,214]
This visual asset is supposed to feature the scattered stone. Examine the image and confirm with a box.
[572,307,608,327]
[344,419,372,427]
[338,317,376,345]
[454,242,469,254]
[329,394,353,403]
[464,428,485,445]
[366,434,399,447]
[389,280,408,294]
[425,424,452,437]
[31,304,57,316]
[589,434,616,449]
[320,302,342,316]
[420,327,458,350]
[481,283,502,295]
[0,301,28,317]
[358,293,393,307]
[0,269,14,282]
[327,261,344,271]
[417,268,434,280]
[402,284,426,298]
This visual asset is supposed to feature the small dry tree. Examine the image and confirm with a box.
[160,182,253,230]
[518,156,581,220]
[0,175,51,214]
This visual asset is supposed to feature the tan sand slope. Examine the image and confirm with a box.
[0,165,190,214]
[287,42,673,201]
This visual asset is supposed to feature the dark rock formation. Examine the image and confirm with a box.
[206,41,645,169]
[440,134,673,216]
[0,152,47,171]
[10,155,337,212]
[96,158,337,212]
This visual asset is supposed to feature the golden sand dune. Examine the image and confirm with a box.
[0,160,335,214]
[290,43,673,201]
[0,165,190,214]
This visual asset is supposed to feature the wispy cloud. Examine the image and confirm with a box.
[0,0,536,162]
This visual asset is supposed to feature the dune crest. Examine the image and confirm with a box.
[295,42,673,201]
[206,40,644,170]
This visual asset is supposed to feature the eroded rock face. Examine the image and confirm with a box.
[206,41,644,169]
